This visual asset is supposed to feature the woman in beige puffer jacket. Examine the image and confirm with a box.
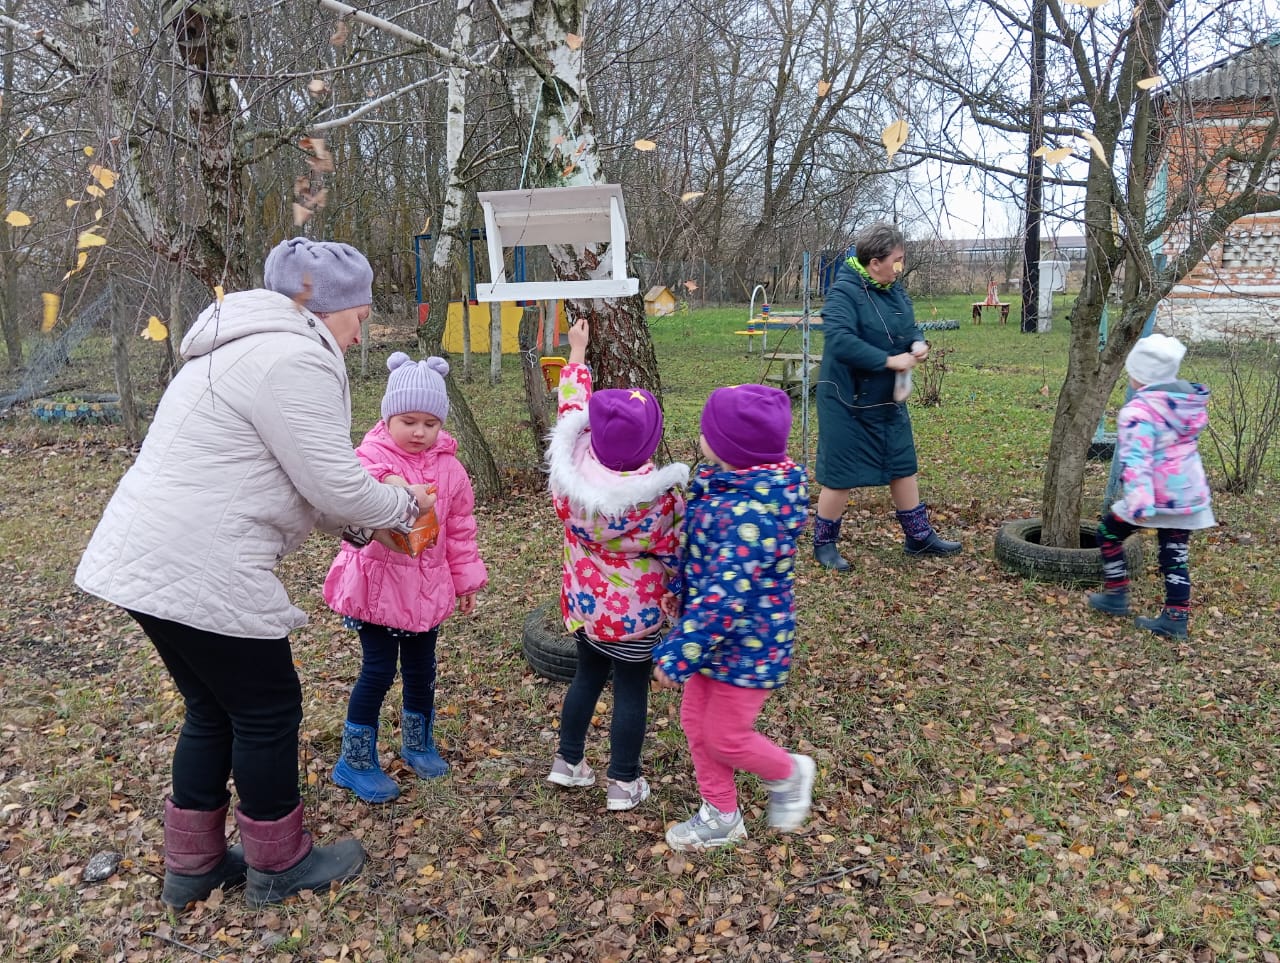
[76,238,432,909]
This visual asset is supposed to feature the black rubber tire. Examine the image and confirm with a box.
[522,602,579,683]
[994,517,1144,585]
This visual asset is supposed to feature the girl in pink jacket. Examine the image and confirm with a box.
[544,319,688,812]
[324,354,488,802]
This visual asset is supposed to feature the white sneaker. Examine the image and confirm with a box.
[665,801,748,851]
[765,753,816,831]
[606,777,650,811]
[546,755,596,788]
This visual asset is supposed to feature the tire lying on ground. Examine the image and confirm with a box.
[522,601,578,683]
[993,517,1144,585]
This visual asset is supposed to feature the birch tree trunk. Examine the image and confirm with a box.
[417,0,501,500]
[489,301,502,384]
[499,0,660,394]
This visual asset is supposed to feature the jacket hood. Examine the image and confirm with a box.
[359,419,460,463]
[1130,382,1210,438]
[694,460,809,536]
[547,408,689,520]
[181,289,339,361]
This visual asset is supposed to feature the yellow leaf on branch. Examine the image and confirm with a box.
[83,146,95,157]
[1078,131,1110,168]
[817,80,832,97]
[77,230,107,249]
[680,191,705,202]
[62,252,89,281]
[140,315,169,341]
[566,33,583,50]
[633,138,657,151]
[882,119,909,162]
[86,185,105,199]
[89,165,118,189]
[41,293,60,332]
[214,285,225,304]
[1136,76,1162,90]
[4,210,31,227]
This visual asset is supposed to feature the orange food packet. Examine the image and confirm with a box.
[389,486,439,557]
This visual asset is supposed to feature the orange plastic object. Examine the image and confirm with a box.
[391,506,439,557]
[389,485,439,557]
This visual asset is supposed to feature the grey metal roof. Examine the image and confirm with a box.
[1178,34,1280,102]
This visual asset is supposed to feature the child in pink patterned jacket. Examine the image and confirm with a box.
[544,318,688,812]
[324,354,488,802]
[1088,334,1215,639]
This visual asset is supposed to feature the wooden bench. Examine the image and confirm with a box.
[763,353,821,394]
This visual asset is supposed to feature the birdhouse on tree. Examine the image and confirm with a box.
[473,184,640,302]
[644,285,677,317]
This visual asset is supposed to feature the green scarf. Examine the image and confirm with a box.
[848,256,895,291]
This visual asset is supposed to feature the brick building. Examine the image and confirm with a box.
[1154,35,1280,340]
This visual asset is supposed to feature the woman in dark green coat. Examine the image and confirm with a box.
[813,222,962,570]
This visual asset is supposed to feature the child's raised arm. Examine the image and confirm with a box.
[567,318,588,365]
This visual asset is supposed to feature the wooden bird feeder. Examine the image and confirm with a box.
[473,184,640,302]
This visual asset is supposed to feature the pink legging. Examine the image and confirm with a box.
[680,673,793,813]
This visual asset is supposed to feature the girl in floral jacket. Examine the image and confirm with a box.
[544,319,688,812]
[1088,334,1215,639]
[653,384,815,852]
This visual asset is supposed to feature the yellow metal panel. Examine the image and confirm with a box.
[441,301,536,354]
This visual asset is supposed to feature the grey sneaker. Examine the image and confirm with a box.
[665,801,747,851]
[765,753,816,831]
[546,755,596,788]
[606,777,650,811]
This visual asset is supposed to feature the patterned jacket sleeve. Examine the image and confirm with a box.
[652,513,777,684]
[557,363,593,419]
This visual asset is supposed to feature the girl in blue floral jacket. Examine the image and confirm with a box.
[653,384,816,851]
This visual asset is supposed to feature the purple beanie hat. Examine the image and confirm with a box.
[700,384,792,469]
[263,237,373,314]
[382,353,450,422]
[588,388,663,471]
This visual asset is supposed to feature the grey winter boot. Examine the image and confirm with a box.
[401,710,450,779]
[1135,607,1189,639]
[237,802,365,907]
[161,798,246,909]
[1087,589,1131,616]
[812,515,850,571]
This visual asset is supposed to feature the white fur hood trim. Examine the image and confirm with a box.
[547,408,690,517]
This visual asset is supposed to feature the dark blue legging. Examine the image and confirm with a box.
[346,622,439,727]
[557,635,652,782]
[1098,513,1191,610]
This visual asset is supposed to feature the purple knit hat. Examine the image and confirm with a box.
[588,388,663,471]
[701,384,792,469]
[263,237,373,313]
[382,353,450,422]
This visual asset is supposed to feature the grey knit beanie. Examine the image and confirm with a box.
[263,237,373,313]
[382,353,450,422]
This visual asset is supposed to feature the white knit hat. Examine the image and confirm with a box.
[1126,333,1186,386]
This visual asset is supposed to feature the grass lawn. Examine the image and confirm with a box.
[0,298,1277,961]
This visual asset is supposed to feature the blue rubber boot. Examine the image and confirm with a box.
[332,722,400,803]
[1087,589,1131,616]
[1135,607,1189,639]
[401,710,450,779]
